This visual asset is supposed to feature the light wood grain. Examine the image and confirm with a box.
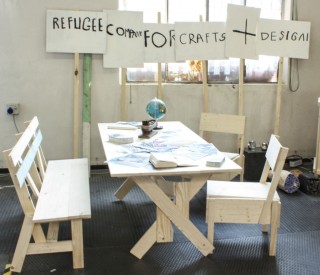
[206,135,288,256]
[3,116,91,273]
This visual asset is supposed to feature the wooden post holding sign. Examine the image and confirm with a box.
[73,53,80,159]
[274,57,284,135]
[157,12,163,100]
[83,54,92,170]
[238,59,244,116]
[121,68,127,121]
[199,15,209,113]
[315,97,320,175]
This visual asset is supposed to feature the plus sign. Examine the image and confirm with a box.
[232,19,256,45]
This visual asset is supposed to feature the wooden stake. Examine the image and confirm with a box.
[315,97,320,175]
[274,57,284,135]
[121,68,127,121]
[199,15,209,113]
[239,59,244,116]
[83,54,92,170]
[73,53,79,159]
[157,12,163,100]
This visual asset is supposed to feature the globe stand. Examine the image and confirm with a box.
[153,121,163,130]
[139,119,158,139]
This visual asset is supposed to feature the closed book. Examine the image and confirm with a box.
[149,152,197,169]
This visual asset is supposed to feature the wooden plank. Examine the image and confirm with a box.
[121,68,127,121]
[239,59,244,116]
[11,216,34,273]
[130,222,157,259]
[10,117,39,166]
[71,219,84,268]
[114,177,135,200]
[16,131,42,187]
[83,53,92,168]
[156,208,173,242]
[33,158,91,223]
[314,97,320,175]
[27,241,73,255]
[73,52,80,158]
[274,57,284,135]
[47,222,60,242]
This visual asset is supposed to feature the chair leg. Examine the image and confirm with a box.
[269,201,281,256]
[71,219,84,269]
[262,224,269,233]
[206,200,215,246]
[207,221,214,246]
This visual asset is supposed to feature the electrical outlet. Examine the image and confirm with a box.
[6,103,20,115]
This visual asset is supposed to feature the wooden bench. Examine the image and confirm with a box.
[3,116,91,273]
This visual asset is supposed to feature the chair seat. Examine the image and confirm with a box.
[207,180,280,201]
[222,152,239,160]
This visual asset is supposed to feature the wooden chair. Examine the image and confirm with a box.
[199,112,246,181]
[3,117,91,273]
[206,135,289,256]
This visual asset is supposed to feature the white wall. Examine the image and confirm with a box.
[0,0,319,168]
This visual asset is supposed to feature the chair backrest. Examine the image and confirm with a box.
[199,112,246,158]
[258,134,289,223]
[3,116,46,215]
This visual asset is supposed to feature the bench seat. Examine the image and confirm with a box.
[34,158,90,223]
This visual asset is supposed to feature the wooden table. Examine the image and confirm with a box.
[98,121,242,258]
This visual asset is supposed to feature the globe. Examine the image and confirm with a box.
[146,98,166,121]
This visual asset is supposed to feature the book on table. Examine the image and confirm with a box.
[149,152,198,169]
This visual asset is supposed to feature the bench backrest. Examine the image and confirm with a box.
[3,117,46,215]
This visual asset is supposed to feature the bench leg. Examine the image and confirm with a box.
[47,222,60,242]
[71,219,84,269]
[11,216,34,273]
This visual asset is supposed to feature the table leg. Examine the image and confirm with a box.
[114,177,135,200]
[132,176,214,257]
[130,222,157,259]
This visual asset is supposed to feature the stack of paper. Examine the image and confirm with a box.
[108,133,134,144]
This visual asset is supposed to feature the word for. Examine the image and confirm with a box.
[144,30,175,48]
[52,16,104,32]
[178,32,225,44]
[260,31,309,42]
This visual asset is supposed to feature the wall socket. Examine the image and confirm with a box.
[6,103,20,115]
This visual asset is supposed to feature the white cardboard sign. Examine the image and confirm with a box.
[225,4,260,59]
[144,23,176,63]
[175,22,226,61]
[256,19,311,59]
[46,10,107,54]
[103,10,144,68]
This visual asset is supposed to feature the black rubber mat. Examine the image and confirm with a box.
[1,170,320,274]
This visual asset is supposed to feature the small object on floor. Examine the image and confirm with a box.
[275,170,300,193]
[298,172,320,195]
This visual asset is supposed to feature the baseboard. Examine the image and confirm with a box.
[0,168,9,174]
